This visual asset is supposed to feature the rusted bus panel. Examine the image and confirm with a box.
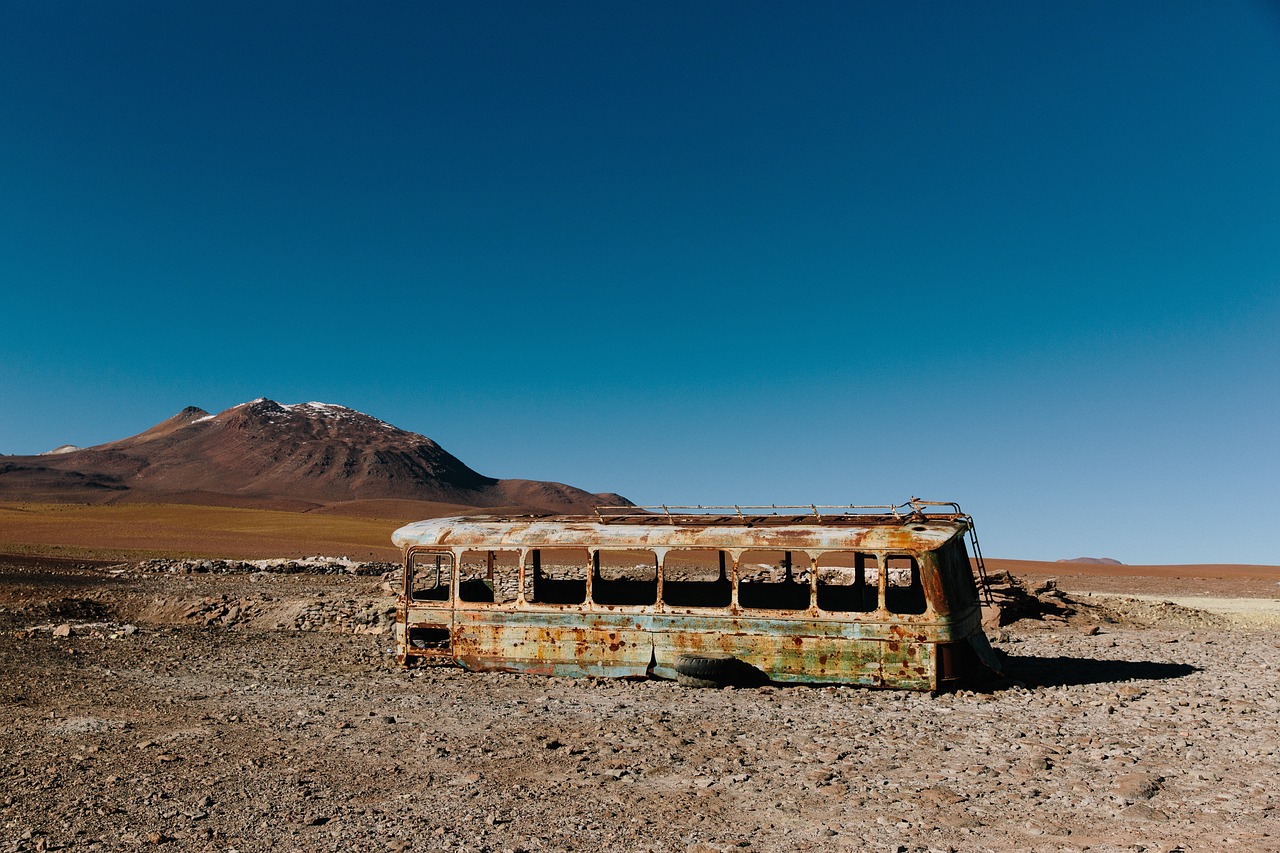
[645,612,954,688]
[918,552,952,618]
[401,601,983,689]
[880,641,936,691]
[436,603,979,641]
[448,608,896,686]
[485,609,963,687]
[450,609,652,678]
[401,598,983,640]
[402,597,984,681]
[400,616,453,665]
[652,630,885,687]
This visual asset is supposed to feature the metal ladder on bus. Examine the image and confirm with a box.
[964,515,996,608]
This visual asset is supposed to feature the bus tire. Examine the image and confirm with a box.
[674,652,737,681]
[676,672,724,689]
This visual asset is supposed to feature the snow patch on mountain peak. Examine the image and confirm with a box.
[284,402,348,413]
[226,399,400,432]
[40,444,80,455]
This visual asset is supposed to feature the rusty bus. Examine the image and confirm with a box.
[391,499,1002,691]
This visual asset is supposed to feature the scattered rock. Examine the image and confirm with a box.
[135,556,397,577]
[1120,802,1169,820]
[2,552,1270,852]
[1114,772,1162,801]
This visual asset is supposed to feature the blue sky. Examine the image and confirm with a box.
[2,2,1278,564]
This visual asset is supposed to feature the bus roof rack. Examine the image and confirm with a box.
[592,498,970,525]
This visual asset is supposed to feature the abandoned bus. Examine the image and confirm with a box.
[391,499,1001,691]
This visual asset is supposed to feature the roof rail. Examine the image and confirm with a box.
[592,499,969,524]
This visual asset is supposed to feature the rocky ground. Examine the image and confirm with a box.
[1,555,1278,852]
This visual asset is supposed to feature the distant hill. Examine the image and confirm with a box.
[1056,557,1124,565]
[0,399,630,514]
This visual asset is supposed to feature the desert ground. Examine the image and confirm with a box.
[2,505,1278,852]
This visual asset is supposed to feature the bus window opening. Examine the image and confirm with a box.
[411,552,453,603]
[816,552,878,612]
[662,550,732,608]
[738,549,811,611]
[884,555,926,615]
[529,548,589,605]
[592,550,658,606]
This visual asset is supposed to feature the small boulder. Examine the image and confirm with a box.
[1114,772,1162,801]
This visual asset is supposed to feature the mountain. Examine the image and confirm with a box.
[39,445,80,455]
[0,399,630,513]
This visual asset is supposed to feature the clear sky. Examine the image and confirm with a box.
[2,2,1278,564]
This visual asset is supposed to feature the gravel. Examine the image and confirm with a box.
[1,557,1278,852]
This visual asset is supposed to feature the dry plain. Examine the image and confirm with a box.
[2,503,1278,852]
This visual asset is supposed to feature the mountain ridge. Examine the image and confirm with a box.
[0,399,629,514]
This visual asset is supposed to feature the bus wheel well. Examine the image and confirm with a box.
[675,652,737,679]
[674,652,767,687]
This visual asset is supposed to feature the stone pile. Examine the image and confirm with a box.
[176,592,397,634]
[982,571,1075,626]
[0,597,118,637]
[136,556,396,576]
[179,594,260,627]
[287,597,397,634]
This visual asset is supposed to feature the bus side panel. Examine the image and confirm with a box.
[450,608,654,678]
[648,615,887,687]
[879,640,936,690]
[753,635,885,687]
[401,606,454,664]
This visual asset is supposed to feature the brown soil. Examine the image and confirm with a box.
[1,500,620,564]
[987,557,1280,599]
[3,552,1279,852]
[0,502,421,562]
